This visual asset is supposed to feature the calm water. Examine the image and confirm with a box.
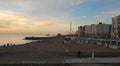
[0,35,46,46]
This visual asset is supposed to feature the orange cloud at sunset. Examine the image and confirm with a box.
[0,10,76,35]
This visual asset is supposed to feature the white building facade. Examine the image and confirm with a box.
[112,15,120,38]
[78,22,111,38]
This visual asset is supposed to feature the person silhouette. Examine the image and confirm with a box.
[7,43,9,46]
[3,44,6,47]
[78,51,81,57]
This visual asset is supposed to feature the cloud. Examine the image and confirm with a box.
[33,17,70,27]
[0,9,70,32]
[35,22,56,27]
[94,9,120,23]
[0,0,90,34]
[81,16,87,19]
[0,0,88,25]
[105,10,120,17]
[0,0,88,13]
[0,10,29,28]
[17,0,83,8]
[96,9,120,17]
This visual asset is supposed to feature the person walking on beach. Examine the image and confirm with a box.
[13,43,15,46]
[38,40,40,44]
[78,51,81,57]
[3,44,6,47]
[7,43,9,46]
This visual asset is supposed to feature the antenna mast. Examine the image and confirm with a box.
[70,21,72,35]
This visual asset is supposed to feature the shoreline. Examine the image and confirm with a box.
[1,40,120,52]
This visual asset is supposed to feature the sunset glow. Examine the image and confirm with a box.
[0,0,120,35]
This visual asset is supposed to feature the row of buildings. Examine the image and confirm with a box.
[78,15,120,39]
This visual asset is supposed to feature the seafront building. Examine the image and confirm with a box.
[84,25,91,37]
[78,26,85,37]
[112,15,120,38]
[96,23,111,38]
[78,22,111,38]
[78,15,120,39]
[76,15,120,49]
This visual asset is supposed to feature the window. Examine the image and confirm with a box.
[111,41,117,45]
[118,42,120,46]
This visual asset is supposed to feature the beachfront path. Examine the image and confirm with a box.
[0,41,120,64]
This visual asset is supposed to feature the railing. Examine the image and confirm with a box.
[0,63,119,66]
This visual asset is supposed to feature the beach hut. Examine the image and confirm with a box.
[97,40,101,45]
[117,41,120,48]
[94,40,97,46]
[105,40,110,47]
[101,40,105,47]
[64,37,71,43]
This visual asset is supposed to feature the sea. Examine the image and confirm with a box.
[0,35,48,46]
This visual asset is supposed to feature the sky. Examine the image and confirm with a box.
[0,0,120,35]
